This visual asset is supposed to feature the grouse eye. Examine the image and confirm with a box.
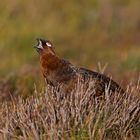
[46,42,52,47]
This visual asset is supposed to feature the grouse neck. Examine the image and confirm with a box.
[40,52,61,70]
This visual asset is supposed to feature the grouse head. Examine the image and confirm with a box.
[34,38,55,55]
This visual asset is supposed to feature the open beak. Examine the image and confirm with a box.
[34,38,43,52]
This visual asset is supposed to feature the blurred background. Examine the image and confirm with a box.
[0,0,140,100]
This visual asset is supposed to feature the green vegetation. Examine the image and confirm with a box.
[0,1,140,139]
[0,0,140,98]
[0,0,140,74]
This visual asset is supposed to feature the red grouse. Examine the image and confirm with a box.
[34,38,124,98]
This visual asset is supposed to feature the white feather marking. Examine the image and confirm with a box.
[46,42,52,47]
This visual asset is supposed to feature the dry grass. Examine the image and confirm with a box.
[0,79,140,140]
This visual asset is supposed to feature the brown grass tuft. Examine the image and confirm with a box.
[0,79,140,140]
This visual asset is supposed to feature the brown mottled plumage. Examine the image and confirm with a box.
[34,38,124,97]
